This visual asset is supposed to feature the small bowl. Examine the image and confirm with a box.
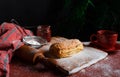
[23,36,47,48]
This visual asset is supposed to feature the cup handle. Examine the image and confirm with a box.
[90,34,98,43]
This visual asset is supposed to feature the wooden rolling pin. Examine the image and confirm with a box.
[14,45,45,64]
[14,45,62,73]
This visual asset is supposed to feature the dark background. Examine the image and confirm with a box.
[0,0,61,25]
[0,0,120,41]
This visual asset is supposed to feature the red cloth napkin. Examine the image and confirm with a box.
[0,22,33,77]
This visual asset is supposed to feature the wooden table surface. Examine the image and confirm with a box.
[10,40,120,77]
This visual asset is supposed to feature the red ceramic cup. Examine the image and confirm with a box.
[90,30,118,51]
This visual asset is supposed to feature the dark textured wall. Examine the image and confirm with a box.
[0,0,62,25]
[0,0,64,37]
[0,0,120,41]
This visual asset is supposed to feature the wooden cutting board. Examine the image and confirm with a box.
[35,37,108,75]
[39,44,108,75]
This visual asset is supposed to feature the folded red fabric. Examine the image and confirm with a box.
[0,22,33,77]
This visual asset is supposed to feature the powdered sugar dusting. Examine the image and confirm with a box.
[84,56,120,77]
[114,70,120,76]
[93,63,113,77]
[27,40,41,45]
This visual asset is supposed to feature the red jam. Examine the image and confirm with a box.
[37,25,51,42]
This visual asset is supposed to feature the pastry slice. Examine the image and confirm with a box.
[49,39,84,58]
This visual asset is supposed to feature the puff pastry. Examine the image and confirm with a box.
[49,39,84,58]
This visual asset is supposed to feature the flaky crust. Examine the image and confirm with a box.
[50,36,68,44]
[49,39,84,58]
